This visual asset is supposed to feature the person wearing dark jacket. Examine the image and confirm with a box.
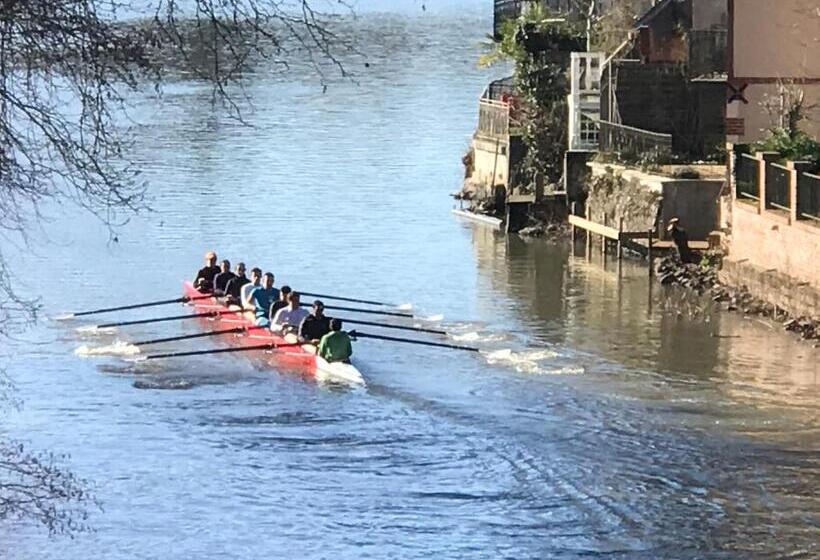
[224,262,249,304]
[212,260,235,296]
[193,251,220,292]
[298,300,331,344]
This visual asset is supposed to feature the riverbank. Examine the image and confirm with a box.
[656,256,820,343]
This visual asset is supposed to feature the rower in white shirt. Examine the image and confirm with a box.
[271,291,310,334]
[239,267,263,309]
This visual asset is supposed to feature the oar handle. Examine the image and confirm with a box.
[69,295,211,317]
[349,330,480,352]
[96,309,241,329]
[336,317,446,335]
[144,341,300,360]
[300,291,395,307]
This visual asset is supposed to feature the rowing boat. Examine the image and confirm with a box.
[182,281,365,385]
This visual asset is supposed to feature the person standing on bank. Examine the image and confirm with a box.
[667,218,694,264]
[193,251,220,292]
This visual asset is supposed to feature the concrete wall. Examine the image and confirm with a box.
[720,258,819,318]
[727,201,820,292]
[659,180,723,239]
[588,162,723,240]
[470,135,510,192]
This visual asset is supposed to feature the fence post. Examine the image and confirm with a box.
[602,214,608,262]
[647,230,654,278]
[755,152,766,215]
[585,204,592,261]
[617,217,624,260]
[786,161,798,224]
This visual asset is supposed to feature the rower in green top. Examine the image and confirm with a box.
[249,272,279,326]
[317,318,353,363]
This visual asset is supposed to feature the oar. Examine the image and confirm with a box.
[141,341,301,360]
[55,294,213,320]
[299,303,412,318]
[88,309,242,330]
[336,317,445,335]
[300,291,399,307]
[349,330,479,352]
[132,325,267,346]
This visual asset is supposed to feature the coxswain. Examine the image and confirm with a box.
[224,262,249,304]
[249,272,279,326]
[240,267,262,309]
[212,259,235,296]
[269,285,292,323]
[667,218,694,264]
[271,291,310,334]
[298,300,331,344]
[317,319,352,363]
[193,251,220,292]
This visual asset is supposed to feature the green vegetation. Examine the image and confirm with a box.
[752,128,820,170]
[480,5,585,189]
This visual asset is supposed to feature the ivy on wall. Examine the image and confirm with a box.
[481,6,585,190]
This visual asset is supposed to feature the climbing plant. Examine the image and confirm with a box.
[480,6,585,190]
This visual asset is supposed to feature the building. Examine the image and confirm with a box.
[722,0,820,317]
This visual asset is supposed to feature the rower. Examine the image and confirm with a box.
[193,251,220,292]
[298,300,331,344]
[224,262,249,304]
[240,267,262,309]
[269,285,292,323]
[249,272,279,326]
[212,259,235,296]
[317,319,352,363]
[271,291,309,334]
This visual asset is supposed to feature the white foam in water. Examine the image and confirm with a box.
[76,325,118,335]
[75,340,141,356]
[452,331,509,343]
[483,348,571,375]
[53,313,75,321]
[397,303,413,311]
[422,313,444,322]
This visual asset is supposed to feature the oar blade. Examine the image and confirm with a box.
[53,313,76,321]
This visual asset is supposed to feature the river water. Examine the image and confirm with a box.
[3,5,819,559]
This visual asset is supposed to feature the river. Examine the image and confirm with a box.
[3,4,819,559]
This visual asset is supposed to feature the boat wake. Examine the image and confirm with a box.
[75,340,141,356]
[76,325,118,335]
[451,331,511,343]
[482,348,579,375]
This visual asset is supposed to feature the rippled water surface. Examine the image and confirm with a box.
[3,6,819,559]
